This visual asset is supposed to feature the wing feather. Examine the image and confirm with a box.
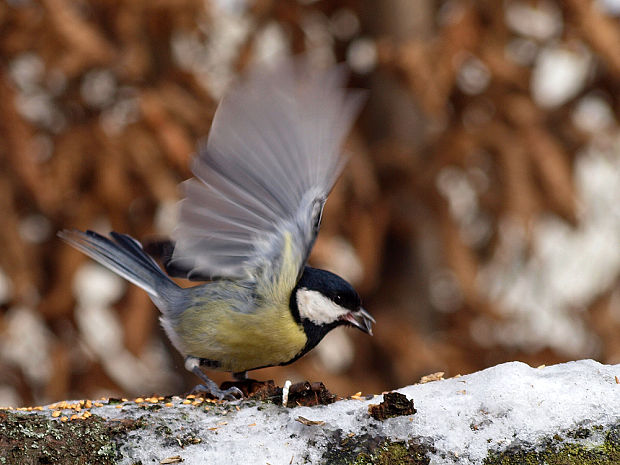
[169,57,364,282]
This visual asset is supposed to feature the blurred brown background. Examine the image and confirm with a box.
[1,0,620,407]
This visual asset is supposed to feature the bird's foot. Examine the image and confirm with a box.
[185,357,244,400]
[191,381,243,401]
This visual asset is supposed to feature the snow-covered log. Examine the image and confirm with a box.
[1,360,619,464]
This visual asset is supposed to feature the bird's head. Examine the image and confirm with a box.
[291,267,375,339]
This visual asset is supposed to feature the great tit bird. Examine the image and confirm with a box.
[59,57,374,400]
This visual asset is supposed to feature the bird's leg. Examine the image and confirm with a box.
[184,356,243,400]
[232,371,248,381]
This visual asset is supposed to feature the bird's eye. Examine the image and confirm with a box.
[334,294,342,304]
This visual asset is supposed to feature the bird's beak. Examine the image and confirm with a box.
[341,308,376,336]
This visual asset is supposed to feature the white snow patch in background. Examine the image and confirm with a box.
[253,21,290,66]
[9,52,45,93]
[19,213,52,244]
[73,263,126,308]
[456,55,491,95]
[347,37,377,74]
[0,307,52,387]
[531,43,592,108]
[155,199,179,236]
[100,91,140,136]
[597,0,620,15]
[313,327,355,374]
[478,136,620,356]
[171,2,252,99]
[72,263,175,394]
[329,8,360,41]
[212,0,248,15]
[80,69,117,109]
[573,93,616,134]
[505,37,539,66]
[505,0,563,40]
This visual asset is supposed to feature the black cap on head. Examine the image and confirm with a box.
[293,266,361,312]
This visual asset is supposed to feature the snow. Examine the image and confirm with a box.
[0,307,52,387]
[31,359,618,464]
[477,137,620,356]
[505,1,563,41]
[397,360,619,462]
[71,263,176,394]
[531,43,591,108]
[597,0,620,16]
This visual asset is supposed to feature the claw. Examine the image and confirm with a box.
[192,383,243,401]
[220,386,244,400]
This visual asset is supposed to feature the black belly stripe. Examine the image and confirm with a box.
[199,357,222,369]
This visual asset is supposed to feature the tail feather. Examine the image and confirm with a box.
[109,232,165,278]
[58,229,180,302]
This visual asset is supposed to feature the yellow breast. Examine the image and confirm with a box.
[177,300,307,373]
[177,231,307,372]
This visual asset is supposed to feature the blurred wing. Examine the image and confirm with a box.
[169,58,364,286]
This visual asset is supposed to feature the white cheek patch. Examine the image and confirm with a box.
[296,288,348,325]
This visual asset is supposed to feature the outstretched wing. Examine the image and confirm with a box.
[168,58,364,293]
